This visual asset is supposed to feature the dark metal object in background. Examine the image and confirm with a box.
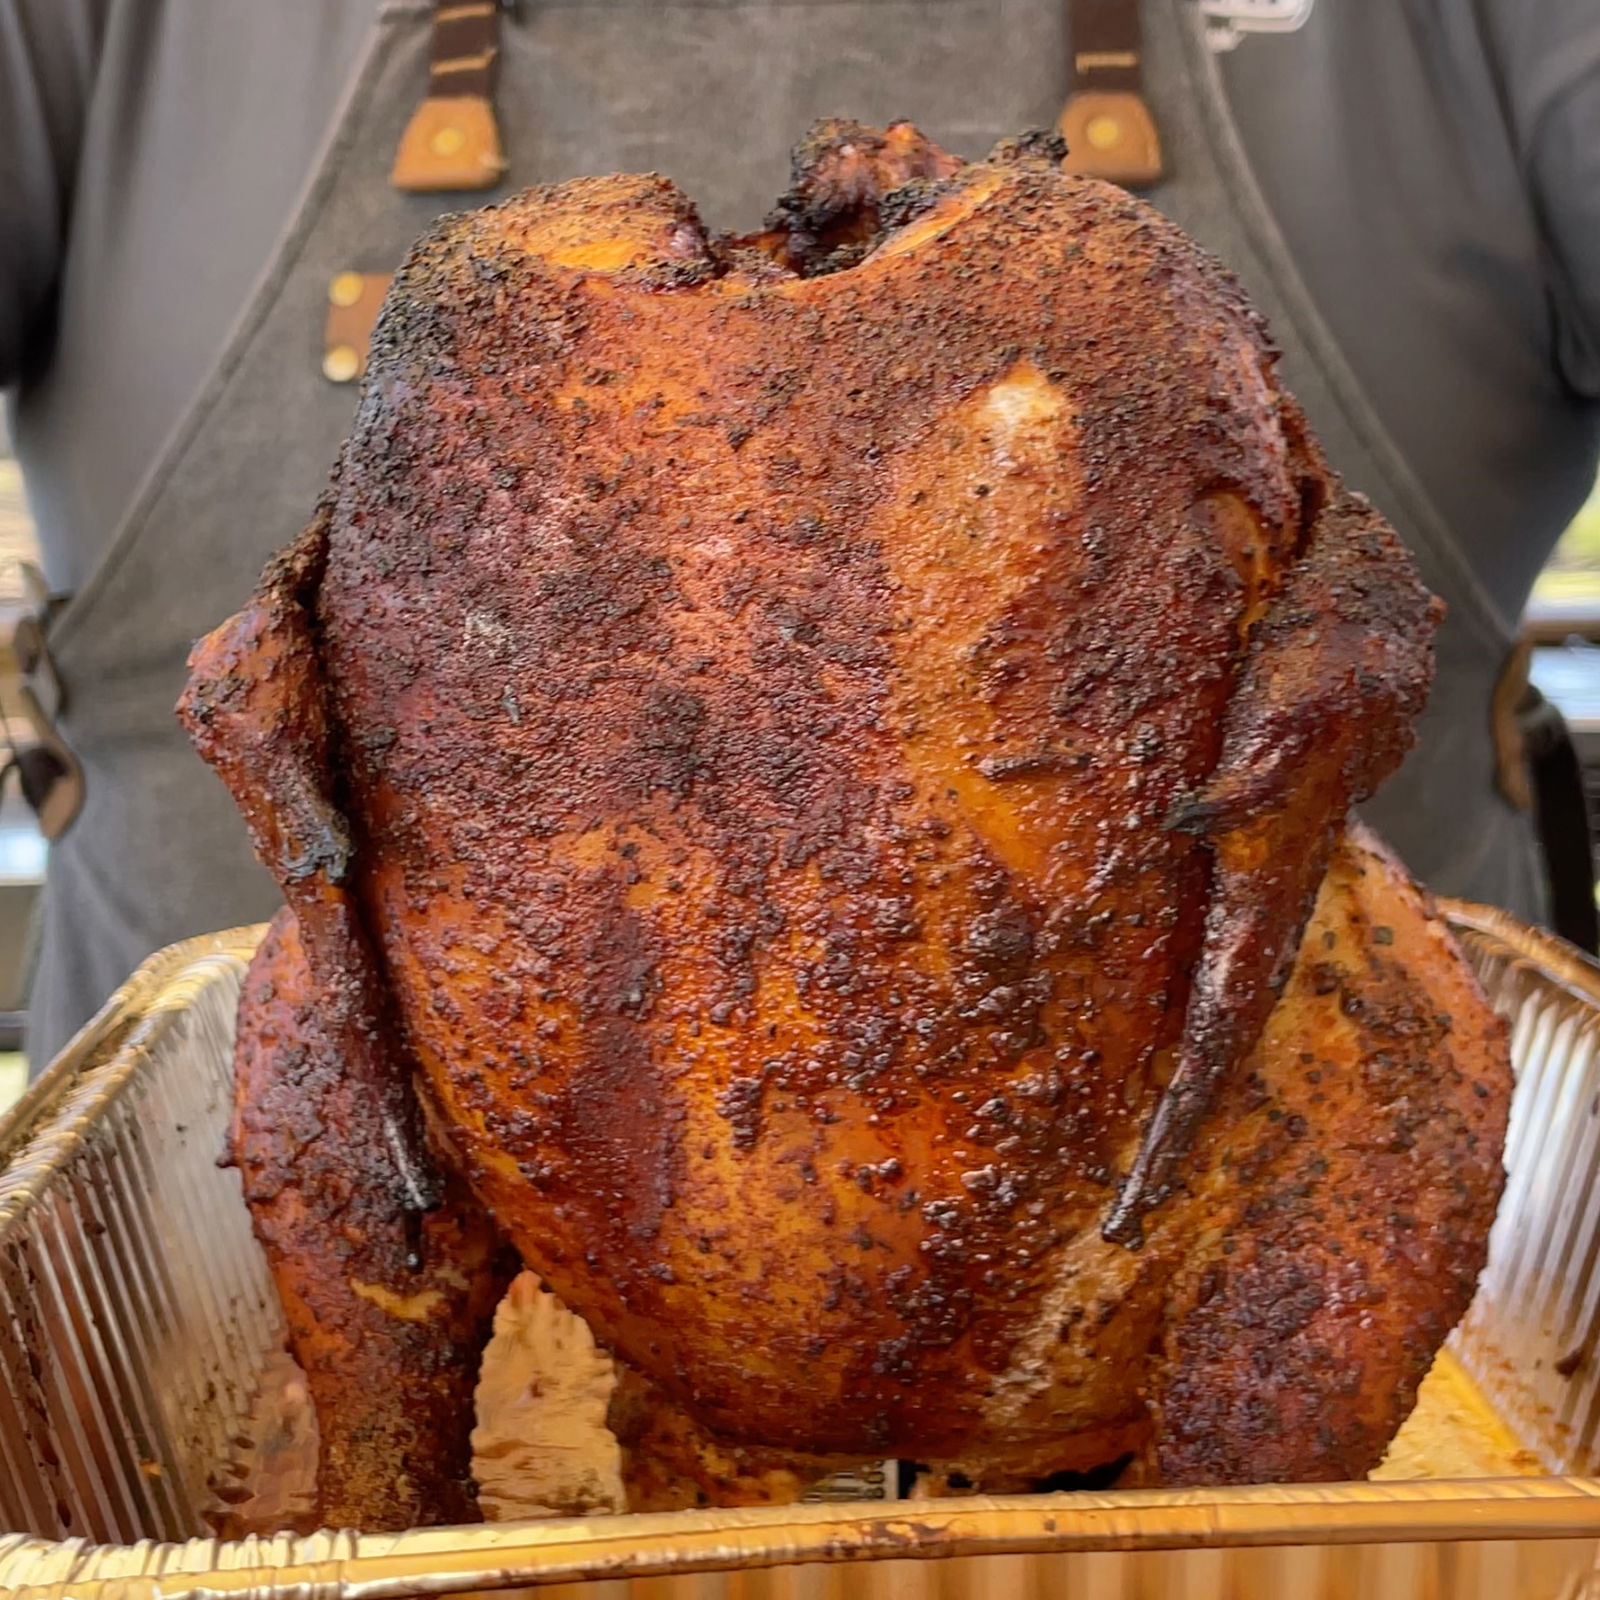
[1521,688,1600,955]
[1516,604,1600,953]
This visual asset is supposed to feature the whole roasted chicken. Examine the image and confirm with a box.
[181,122,1511,1530]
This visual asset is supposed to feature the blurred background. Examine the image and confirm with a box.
[1521,483,1600,880]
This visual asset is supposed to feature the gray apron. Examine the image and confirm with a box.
[26,0,1537,1067]
[1142,2,1540,922]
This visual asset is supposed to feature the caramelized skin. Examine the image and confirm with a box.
[183,512,440,1219]
[1133,825,1509,1482]
[607,1366,859,1511]
[750,118,966,273]
[230,910,512,1529]
[1107,494,1443,1243]
[182,125,1506,1506]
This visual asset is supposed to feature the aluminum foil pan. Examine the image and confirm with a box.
[0,909,1597,1598]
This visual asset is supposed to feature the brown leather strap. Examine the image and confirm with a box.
[1059,0,1166,189]
[391,0,509,193]
[428,1,502,98]
[1070,0,1146,93]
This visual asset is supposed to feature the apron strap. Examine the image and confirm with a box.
[1059,0,1166,188]
[390,0,510,193]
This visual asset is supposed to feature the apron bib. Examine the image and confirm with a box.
[26,0,1538,1064]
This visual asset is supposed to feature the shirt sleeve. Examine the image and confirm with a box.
[1490,0,1600,398]
[0,0,108,388]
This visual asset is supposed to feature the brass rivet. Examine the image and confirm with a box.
[1086,115,1124,151]
[430,126,467,157]
[323,345,362,383]
[329,272,366,308]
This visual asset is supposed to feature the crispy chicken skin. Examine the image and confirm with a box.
[182,122,1509,1526]
[230,909,513,1528]
[1132,824,1508,1485]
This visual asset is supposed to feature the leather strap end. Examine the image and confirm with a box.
[322,272,395,385]
[389,94,508,193]
[1058,90,1166,188]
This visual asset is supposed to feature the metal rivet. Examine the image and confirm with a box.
[430,126,467,157]
[1086,115,1123,151]
[329,272,366,308]
[323,345,362,383]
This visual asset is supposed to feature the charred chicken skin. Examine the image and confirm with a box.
[181,123,1510,1529]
